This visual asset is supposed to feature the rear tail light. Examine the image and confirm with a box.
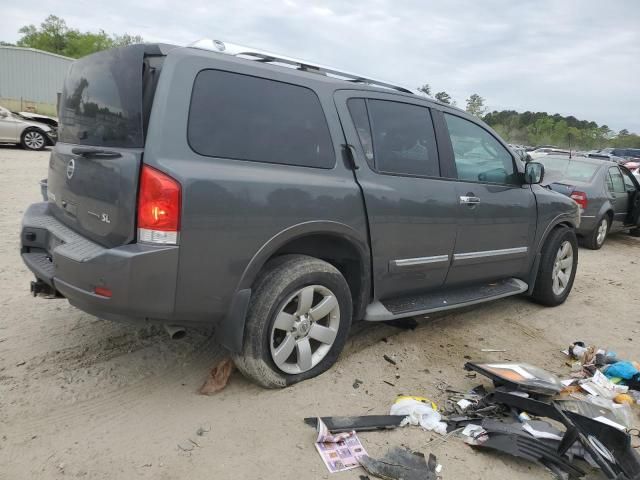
[137,165,181,245]
[570,190,588,212]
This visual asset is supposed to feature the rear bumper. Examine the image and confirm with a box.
[21,202,180,324]
[576,216,597,236]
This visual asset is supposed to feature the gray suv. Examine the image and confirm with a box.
[20,40,580,388]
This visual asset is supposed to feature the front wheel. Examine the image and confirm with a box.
[531,227,578,306]
[21,129,47,150]
[232,255,352,388]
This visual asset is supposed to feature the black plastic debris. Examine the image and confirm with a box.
[359,447,438,480]
[459,361,640,480]
[304,415,405,433]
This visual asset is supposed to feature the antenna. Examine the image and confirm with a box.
[187,38,414,95]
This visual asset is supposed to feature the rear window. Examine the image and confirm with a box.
[58,45,145,148]
[539,157,600,182]
[347,98,439,177]
[188,70,335,169]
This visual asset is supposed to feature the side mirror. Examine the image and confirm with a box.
[525,162,545,184]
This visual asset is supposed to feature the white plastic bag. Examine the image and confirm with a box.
[390,398,448,435]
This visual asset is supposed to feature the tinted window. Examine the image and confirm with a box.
[347,99,374,165]
[59,45,145,148]
[188,70,334,168]
[608,167,625,193]
[365,100,439,176]
[445,113,516,184]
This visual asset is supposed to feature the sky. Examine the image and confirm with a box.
[2,0,639,133]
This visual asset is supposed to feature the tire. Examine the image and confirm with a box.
[630,227,640,237]
[582,215,609,250]
[232,254,352,388]
[531,226,578,306]
[21,129,47,151]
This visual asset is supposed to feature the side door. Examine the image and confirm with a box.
[0,107,18,142]
[620,167,640,226]
[438,112,537,286]
[607,166,629,229]
[334,91,458,300]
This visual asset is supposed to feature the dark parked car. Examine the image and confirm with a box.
[538,155,640,249]
[599,148,640,164]
[20,40,580,388]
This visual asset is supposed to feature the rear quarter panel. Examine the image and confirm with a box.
[143,48,369,322]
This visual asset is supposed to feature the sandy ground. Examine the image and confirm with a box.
[0,147,639,480]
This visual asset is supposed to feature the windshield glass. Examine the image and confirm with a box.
[58,45,144,148]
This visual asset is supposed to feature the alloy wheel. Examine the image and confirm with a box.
[24,131,45,149]
[270,284,340,374]
[552,240,573,296]
[596,218,608,246]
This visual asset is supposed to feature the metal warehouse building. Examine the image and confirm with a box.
[0,46,72,117]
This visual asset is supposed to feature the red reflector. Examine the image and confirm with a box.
[570,191,588,210]
[94,286,112,298]
[137,165,181,233]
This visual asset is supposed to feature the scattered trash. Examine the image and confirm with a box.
[359,447,439,480]
[450,361,640,479]
[353,379,364,389]
[390,396,447,435]
[314,418,367,473]
[15,361,26,367]
[382,354,397,366]
[196,425,211,436]
[481,349,507,353]
[199,357,234,395]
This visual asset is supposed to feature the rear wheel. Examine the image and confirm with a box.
[531,227,578,306]
[583,216,609,250]
[232,255,352,388]
[21,129,47,150]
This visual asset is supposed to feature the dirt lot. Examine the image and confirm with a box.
[1,147,638,480]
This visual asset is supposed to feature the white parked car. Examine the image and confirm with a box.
[528,147,570,160]
[0,106,57,150]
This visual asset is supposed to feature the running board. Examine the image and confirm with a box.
[364,278,528,321]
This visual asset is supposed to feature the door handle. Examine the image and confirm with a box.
[459,195,481,205]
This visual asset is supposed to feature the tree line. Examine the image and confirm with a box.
[1,15,141,58]
[418,83,638,149]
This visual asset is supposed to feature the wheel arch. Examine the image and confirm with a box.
[218,221,371,352]
[20,126,48,147]
[527,215,577,295]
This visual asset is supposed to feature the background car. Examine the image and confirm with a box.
[537,155,640,249]
[599,147,640,164]
[528,147,570,160]
[0,106,57,150]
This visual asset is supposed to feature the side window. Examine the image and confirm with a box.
[188,70,335,168]
[363,99,439,177]
[347,99,374,165]
[444,113,517,185]
[608,167,626,193]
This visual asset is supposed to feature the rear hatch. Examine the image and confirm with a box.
[47,44,166,247]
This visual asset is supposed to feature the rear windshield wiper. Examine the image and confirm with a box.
[71,147,122,159]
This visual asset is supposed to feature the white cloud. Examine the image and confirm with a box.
[1,0,638,132]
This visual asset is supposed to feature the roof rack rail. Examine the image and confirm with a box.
[187,38,414,95]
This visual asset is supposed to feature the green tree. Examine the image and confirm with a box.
[14,15,143,58]
[465,93,486,117]
[417,84,432,97]
[434,91,452,104]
